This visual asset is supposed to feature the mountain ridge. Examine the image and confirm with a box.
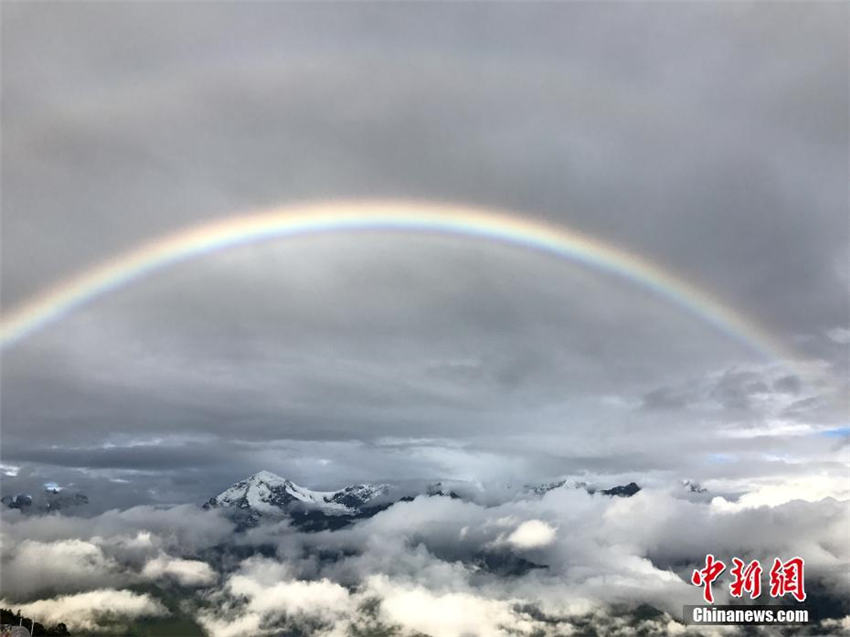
[202,470,392,530]
[203,470,649,531]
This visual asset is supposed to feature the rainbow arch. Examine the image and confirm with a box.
[0,199,793,363]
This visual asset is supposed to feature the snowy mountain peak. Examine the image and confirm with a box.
[327,483,390,509]
[681,479,708,494]
[247,470,288,484]
[204,471,391,526]
[525,478,639,498]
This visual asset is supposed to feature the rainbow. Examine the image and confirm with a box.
[0,199,793,363]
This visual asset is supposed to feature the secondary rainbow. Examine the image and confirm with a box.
[0,199,792,362]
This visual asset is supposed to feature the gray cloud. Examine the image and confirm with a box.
[2,3,846,332]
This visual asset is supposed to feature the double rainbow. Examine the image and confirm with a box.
[0,200,793,364]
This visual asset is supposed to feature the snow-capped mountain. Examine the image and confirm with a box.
[425,481,461,499]
[527,478,590,496]
[204,471,650,532]
[204,470,391,529]
[1,493,33,509]
[526,478,640,498]
[1,489,89,513]
[598,481,641,497]
[681,479,707,494]
[677,479,712,503]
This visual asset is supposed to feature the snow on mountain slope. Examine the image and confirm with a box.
[205,470,389,518]
[525,478,641,498]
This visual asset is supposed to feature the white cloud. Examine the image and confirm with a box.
[2,482,848,634]
[820,615,850,635]
[1,589,168,632]
[367,574,539,637]
[721,420,814,438]
[198,557,352,637]
[0,505,233,554]
[0,506,232,601]
[710,475,850,511]
[0,539,125,598]
[141,554,217,587]
[506,519,557,549]
[0,463,20,477]
[826,327,850,344]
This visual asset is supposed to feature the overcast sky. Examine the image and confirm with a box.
[1,2,847,507]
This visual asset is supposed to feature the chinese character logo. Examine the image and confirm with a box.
[729,557,762,599]
[769,557,806,602]
[691,555,805,603]
[691,554,726,603]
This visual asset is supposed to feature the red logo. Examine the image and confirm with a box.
[729,558,762,599]
[769,557,806,602]
[691,554,726,603]
[692,555,806,603]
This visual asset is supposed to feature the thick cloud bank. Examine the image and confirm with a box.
[0,590,168,632]
[1,484,847,635]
